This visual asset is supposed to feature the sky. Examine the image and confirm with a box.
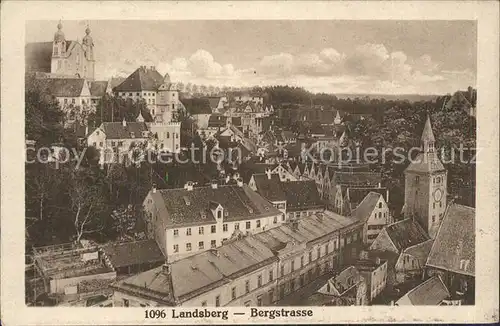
[26,20,477,95]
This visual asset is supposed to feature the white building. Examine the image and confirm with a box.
[142,181,283,262]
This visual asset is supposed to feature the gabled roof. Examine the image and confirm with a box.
[102,239,165,269]
[352,192,382,222]
[101,122,148,140]
[35,78,87,97]
[385,218,430,252]
[404,239,434,267]
[181,98,212,115]
[281,180,323,212]
[207,97,222,109]
[252,173,286,202]
[397,276,449,305]
[90,81,108,97]
[426,204,475,276]
[114,67,164,92]
[150,184,280,228]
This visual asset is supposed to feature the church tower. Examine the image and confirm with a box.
[82,24,95,80]
[403,114,447,238]
[51,21,66,74]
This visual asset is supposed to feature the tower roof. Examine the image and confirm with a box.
[54,21,65,42]
[421,114,435,143]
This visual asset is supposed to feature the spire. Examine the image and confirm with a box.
[421,114,435,153]
[334,110,341,125]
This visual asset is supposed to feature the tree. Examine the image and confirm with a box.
[67,167,109,242]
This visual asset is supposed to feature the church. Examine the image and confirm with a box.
[26,21,95,80]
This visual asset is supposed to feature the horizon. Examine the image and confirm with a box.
[26,20,477,95]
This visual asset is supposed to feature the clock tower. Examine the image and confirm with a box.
[403,114,447,238]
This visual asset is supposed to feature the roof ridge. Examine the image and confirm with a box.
[403,238,433,252]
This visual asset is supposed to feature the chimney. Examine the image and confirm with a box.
[184,181,194,191]
[162,263,171,274]
[150,66,155,71]
[122,118,127,127]
[210,180,218,189]
[375,257,381,265]
[236,178,243,187]
[291,220,299,232]
[152,183,157,194]
[317,212,324,222]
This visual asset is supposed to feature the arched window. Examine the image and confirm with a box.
[217,210,222,219]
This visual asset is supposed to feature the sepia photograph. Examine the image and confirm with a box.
[23,18,477,308]
[1,1,499,325]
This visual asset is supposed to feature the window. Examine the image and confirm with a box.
[309,251,313,262]
[282,214,286,221]
[246,221,251,229]
[129,93,132,96]
[99,142,103,147]
[186,243,192,251]
[122,299,129,307]
[215,295,220,307]
[231,287,236,300]
[176,133,179,139]
[433,202,436,209]
[280,265,285,276]
[440,202,442,208]
[317,247,321,258]
[439,213,443,220]
[217,210,222,219]
[173,244,179,253]
[245,280,250,293]
[295,212,300,218]
[201,301,207,307]
[300,256,304,268]
[273,216,277,224]
[291,260,295,272]
[198,241,204,250]
[186,228,192,236]
[325,244,329,254]
[222,223,228,232]
[257,275,262,287]
[415,176,420,183]
[199,226,204,235]
[111,141,116,147]
[257,296,263,307]
[432,215,436,223]
[244,301,251,307]
[211,240,216,248]
[64,98,68,104]
[235,223,240,230]
[167,132,170,138]
[136,92,140,96]
[72,98,76,104]
[268,289,274,303]
[211,225,216,233]
[256,220,261,228]
[118,141,123,146]
[269,270,273,282]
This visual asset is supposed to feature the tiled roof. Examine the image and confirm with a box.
[35,78,86,97]
[90,81,108,97]
[102,239,165,269]
[405,152,445,173]
[281,180,323,212]
[152,184,280,228]
[114,67,164,92]
[348,187,387,206]
[399,276,450,305]
[113,211,360,303]
[333,172,382,187]
[208,114,227,128]
[385,219,430,252]
[108,77,126,90]
[231,117,242,126]
[404,239,434,267]
[352,192,382,222]
[426,204,475,276]
[25,42,52,72]
[181,98,212,115]
[101,122,148,140]
[252,173,286,202]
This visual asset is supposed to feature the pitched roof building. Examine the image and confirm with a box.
[395,275,450,306]
[370,218,430,254]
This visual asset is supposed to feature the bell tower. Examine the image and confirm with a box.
[403,114,447,238]
[51,21,66,74]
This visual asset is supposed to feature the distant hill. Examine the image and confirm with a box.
[334,93,439,102]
